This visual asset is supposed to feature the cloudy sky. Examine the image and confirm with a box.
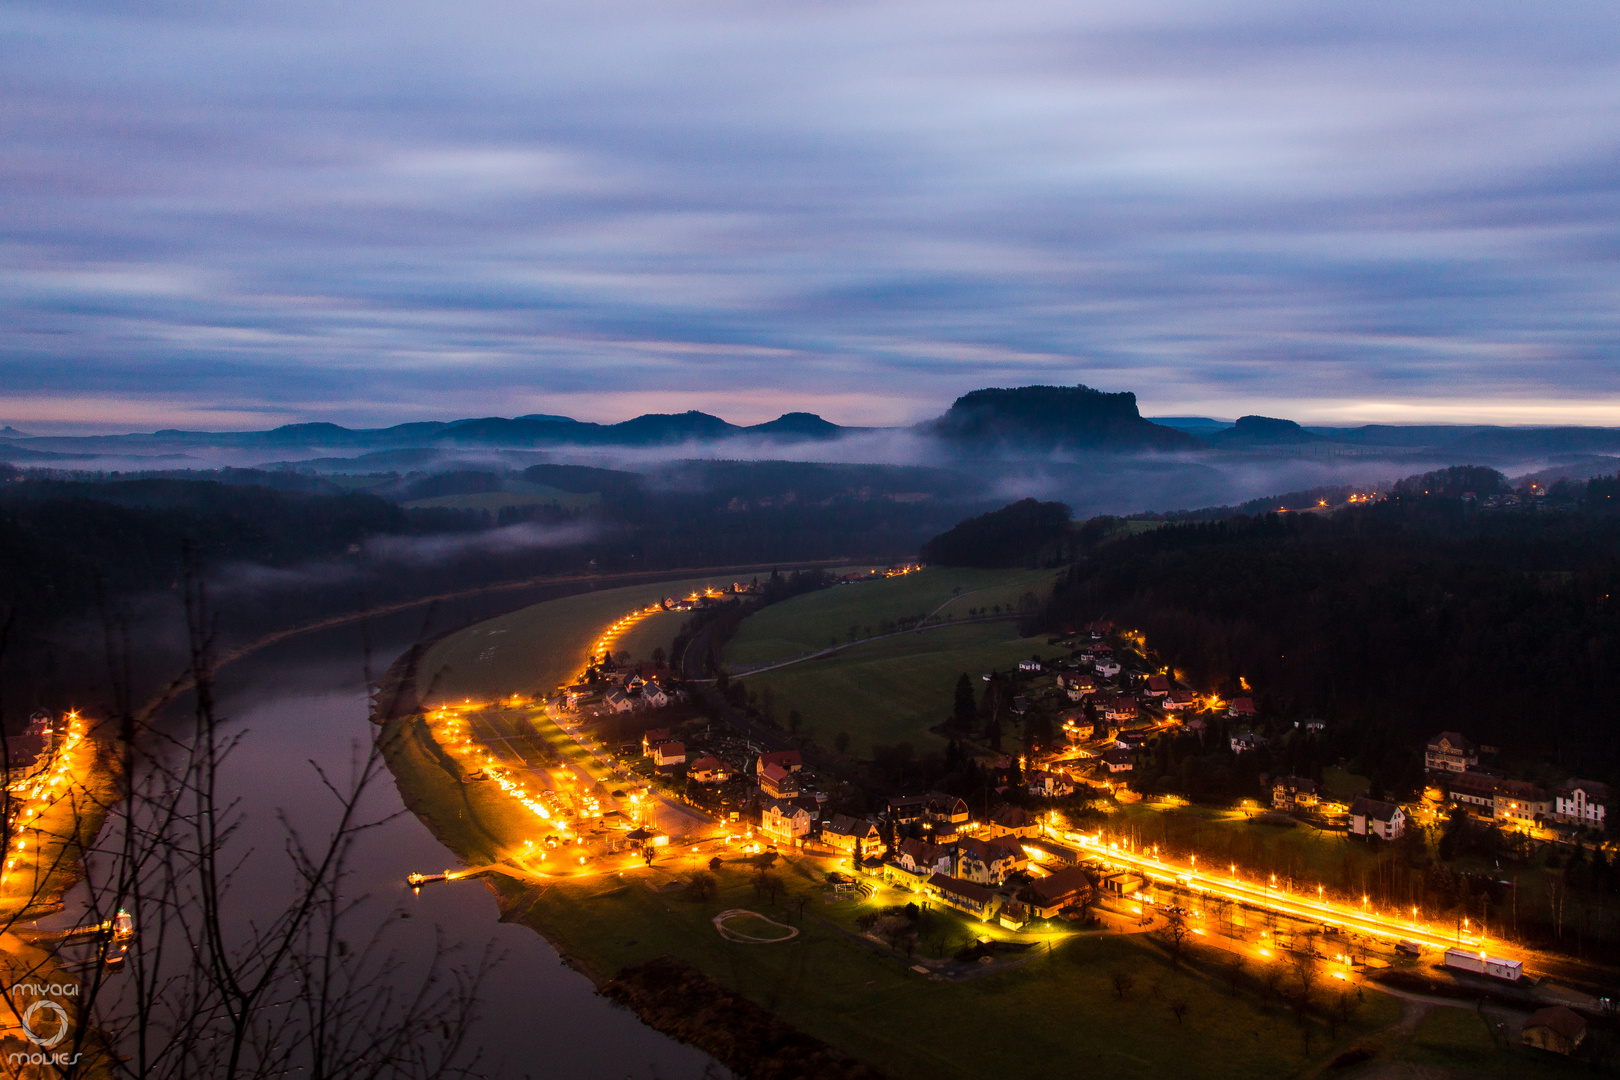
[3,0,1619,433]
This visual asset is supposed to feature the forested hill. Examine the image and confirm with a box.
[1035,478,1620,792]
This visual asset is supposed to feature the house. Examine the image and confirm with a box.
[1022,865,1094,918]
[641,684,670,708]
[604,689,635,713]
[887,794,929,825]
[1011,695,1030,715]
[1227,697,1257,719]
[1026,769,1074,798]
[1020,837,1081,866]
[761,799,812,842]
[759,762,798,800]
[1059,673,1097,698]
[1301,718,1327,732]
[821,814,879,854]
[4,713,53,777]
[1272,776,1319,810]
[1145,674,1170,697]
[1523,1005,1587,1056]
[1230,733,1266,754]
[1018,660,1042,673]
[687,756,728,783]
[642,729,672,756]
[757,749,803,775]
[894,837,954,877]
[927,874,999,920]
[1349,797,1405,840]
[1555,780,1609,831]
[1114,730,1149,752]
[1425,732,1478,774]
[998,899,1030,931]
[1163,689,1196,712]
[924,792,971,825]
[1095,660,1122,678]
[1104,696,1137,724]
[1086,620,1113,639]
[1101,748,1134,773]
[1447,772,1500,815]
[652,741,686,769]
[955,837,1022,885]
[985,804,1038,838]
[1493,780,1550,827]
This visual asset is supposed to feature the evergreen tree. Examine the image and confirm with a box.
[953,672,976,728]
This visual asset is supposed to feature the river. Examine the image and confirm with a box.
[198,589,721,1079]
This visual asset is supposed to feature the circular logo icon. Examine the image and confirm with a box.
[22,1000,69,1048]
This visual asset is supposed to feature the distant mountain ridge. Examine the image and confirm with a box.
[6,384,1620,461]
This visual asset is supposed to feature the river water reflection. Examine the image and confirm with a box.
[202,597,720,1080]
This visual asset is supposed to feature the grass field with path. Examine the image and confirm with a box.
[418,573,745,702]
[724,566,1064,670]
[735,621,1056,756]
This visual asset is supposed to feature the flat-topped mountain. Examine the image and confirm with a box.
[923,385,1200,452]
[1205,415,1333,448]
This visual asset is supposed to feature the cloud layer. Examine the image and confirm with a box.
[3,0,1620,431]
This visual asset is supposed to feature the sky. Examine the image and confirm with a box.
[3,0,1620,434]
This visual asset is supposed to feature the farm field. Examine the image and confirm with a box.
[725,566,1064,669]
[735,620,1054,756]
[418,573,745,702]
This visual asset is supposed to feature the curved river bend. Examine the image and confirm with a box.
[203,596,719,1080]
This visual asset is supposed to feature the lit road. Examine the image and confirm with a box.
[1073,833,1489,954]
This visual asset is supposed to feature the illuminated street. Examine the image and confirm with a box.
[1071,832,1487,953]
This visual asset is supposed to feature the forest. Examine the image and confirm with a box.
[1033,469,1620,791]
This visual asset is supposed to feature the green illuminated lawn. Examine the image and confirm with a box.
[502,860,1400,1080]
[736,620,1061,756]
[725,566,1064,669]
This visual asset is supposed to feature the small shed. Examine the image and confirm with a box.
[1523,1005,1586,1056]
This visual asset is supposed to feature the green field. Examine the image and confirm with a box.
[725,566,1064,669]
[1392,1004,1582,1080]
[493,858,1400,1080]
[736,621,1051,755]
[418,574,743,702]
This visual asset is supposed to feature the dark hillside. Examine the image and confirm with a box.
[1037,481,1620,791]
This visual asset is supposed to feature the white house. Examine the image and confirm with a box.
[1349,797,1405,840]
[1556,780,1609,831]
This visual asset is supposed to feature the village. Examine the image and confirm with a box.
[395,587,1620,1066]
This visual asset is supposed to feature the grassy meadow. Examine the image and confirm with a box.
[735,620,1053,756]
[418,573,741,702]
[725,566,1064,669]
[496,858,1400,1080]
